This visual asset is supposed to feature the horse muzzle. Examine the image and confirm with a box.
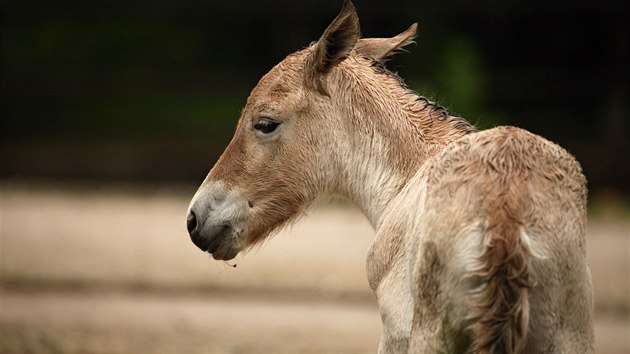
[186,182,246,260]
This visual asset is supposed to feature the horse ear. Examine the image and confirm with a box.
[354,23,417,62]
[308,0,360,94]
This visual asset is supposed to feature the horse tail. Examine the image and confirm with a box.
[469,190,532,354]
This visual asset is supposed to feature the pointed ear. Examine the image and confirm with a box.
[354,23,417,62]
[307,0,360,94]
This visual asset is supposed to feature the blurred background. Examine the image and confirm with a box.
[1,0,628,353]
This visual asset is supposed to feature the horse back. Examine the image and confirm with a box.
[405,126,593,353]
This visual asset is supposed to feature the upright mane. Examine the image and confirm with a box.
[322,49,477,148]
[363,56,478,142]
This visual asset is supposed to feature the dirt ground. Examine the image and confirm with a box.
[1,182,628,353]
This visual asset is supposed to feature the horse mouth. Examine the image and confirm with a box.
[190,224,239,261]
[204,225,228,251]
[210,247,238,261]
[208,242,239,260]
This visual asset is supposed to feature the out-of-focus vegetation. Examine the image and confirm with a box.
[1,0,628,193]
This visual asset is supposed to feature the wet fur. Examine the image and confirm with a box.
[189,1,594,352]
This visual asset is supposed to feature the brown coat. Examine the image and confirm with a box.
[187,1,594,353]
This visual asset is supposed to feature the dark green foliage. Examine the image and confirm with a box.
[1,0,628,190]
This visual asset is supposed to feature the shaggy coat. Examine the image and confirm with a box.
[187,1,594,353]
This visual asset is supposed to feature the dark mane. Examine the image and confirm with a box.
[366,57,478,136]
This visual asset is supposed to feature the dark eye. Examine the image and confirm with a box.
[253,118,280,134]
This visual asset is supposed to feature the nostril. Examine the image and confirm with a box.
[187,211,198,234]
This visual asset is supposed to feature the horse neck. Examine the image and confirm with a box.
[328,59,476,227]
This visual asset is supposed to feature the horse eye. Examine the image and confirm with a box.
[254,118,280,134]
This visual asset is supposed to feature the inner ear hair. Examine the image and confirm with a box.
[307,0,361,95]
[314,2,361,74]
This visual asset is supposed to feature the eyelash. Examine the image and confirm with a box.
[253,118,280,134]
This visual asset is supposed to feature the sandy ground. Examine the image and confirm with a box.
[1,183,628,353]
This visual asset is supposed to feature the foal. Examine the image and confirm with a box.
[187,1,594,353]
